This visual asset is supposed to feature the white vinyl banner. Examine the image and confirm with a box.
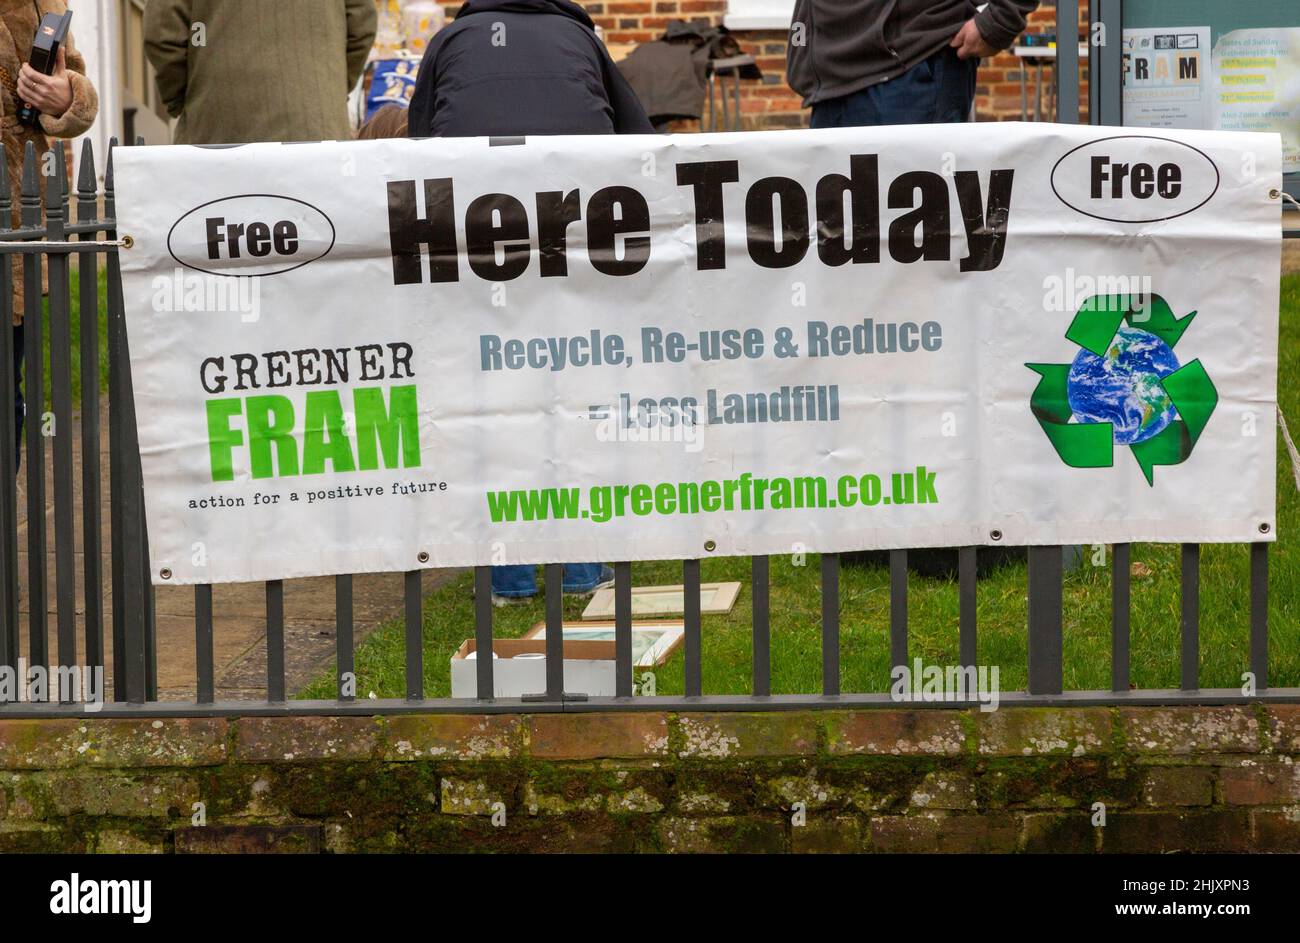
[113,123,1282,585]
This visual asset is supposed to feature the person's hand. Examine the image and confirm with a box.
[950,19,997,60]
[17,47,73,117]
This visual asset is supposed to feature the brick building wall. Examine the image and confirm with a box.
[402,2,1089,130]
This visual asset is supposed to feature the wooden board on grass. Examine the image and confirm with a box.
[579,582,741,620]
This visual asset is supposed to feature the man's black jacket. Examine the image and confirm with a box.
[787,0,1039,107]
[408,0,653,136]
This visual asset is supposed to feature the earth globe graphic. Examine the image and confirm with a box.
[1066,324,1180,446]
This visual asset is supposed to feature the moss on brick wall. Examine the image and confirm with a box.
[0,706,1297,853]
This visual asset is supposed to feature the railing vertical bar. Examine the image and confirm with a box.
[544,563,564,700]
[104,139,126,701]
[472,566,494,699]
[1250,542,1268,691]
[1087,0,1099,120]
[111,300,145,702]
[47,150,76,701]
[889,549,908,672]
[76,140,104,673]
[683,558,702,697]
[21,144,47,685]
[1180,543,1199,691]
[144,529,158,700]
[1027,546,1063,695]
[0,332,11,682]
[821,552,839,696]
[1111,543,1131,692]
[266,580,285,702]
[751,555,770,696]
[1094,0,1124,126]
[104,140,148,702]
[404,569,422,700]
[194,584,213,704]
[614,560,633,698]
[336,574,354,701]
[1055,0,1080,123]
[958,547,977,669]
[128,139,156,704]
[0,144,17,675]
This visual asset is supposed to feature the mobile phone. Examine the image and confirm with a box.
[18,10,73,127]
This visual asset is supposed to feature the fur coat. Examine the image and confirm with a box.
[1,0,99,325]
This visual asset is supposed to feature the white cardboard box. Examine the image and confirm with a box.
[450,638,620,699]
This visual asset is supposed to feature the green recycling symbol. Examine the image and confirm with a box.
[1026,294,1217,485]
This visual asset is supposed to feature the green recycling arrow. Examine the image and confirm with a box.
[1065,293,1197,355]
[1025,362,1115,467]
[1129,358,1217,485]
[1026,293,1217,486]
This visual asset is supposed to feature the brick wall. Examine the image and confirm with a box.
[2,706,1298,853]
[978,5,1092,124]
[407,2,1089,131]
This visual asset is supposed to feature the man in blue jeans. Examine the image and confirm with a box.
[788,1,1038,579]
[492,563,613,607]
[787,0,1039,127]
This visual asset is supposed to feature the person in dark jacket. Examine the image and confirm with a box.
[407,0,648,605]
[787,0,1039,127]
[407,0,653,137]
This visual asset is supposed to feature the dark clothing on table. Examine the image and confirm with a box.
[617,22,747,129]
[617,39,707,126]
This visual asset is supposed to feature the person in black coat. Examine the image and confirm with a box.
[406,0,649,604]
[407,0,653,137]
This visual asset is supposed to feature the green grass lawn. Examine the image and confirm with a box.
[28,261,112,404]
[301,274,1300,699]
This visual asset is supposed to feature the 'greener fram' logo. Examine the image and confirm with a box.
[1026,294,1217,485]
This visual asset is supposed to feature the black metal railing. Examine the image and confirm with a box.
[0,136,157,710]
[0,138,1291,717]
[0,0,1297,716]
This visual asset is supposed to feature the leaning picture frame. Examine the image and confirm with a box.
[579,582,742,620]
